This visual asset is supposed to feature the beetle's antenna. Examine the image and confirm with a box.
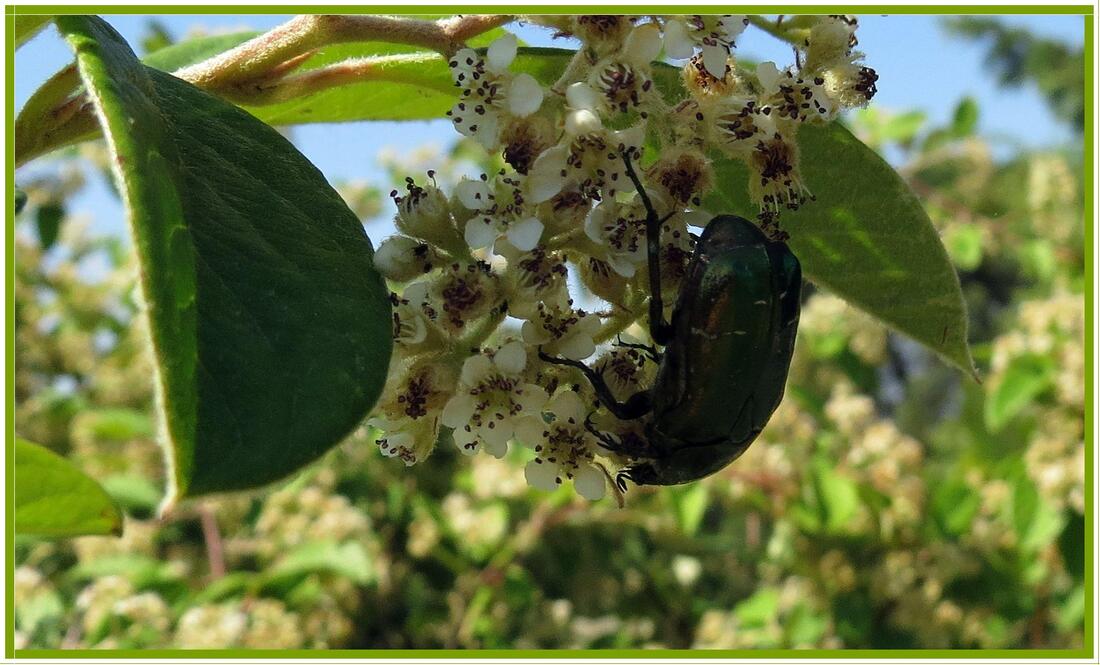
[619,150,673,346]
[613,334,660,363]
[539,348,653,420]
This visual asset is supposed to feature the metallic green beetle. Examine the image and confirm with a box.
[540,151,802,489]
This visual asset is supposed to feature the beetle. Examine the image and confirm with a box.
[539,150,802,489]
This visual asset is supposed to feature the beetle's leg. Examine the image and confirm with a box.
[612,335,660,363]
[538,349,653,420]
[619,150,675,346]
[583,413,628,453]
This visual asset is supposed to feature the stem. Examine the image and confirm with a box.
[198,504,227,580]
[176,14,514,95]
[242,52,449,105]
[551,47,592,95]
[746,14,804,46]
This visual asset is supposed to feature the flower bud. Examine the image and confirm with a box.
[375,236,438,282]
[391,175,463,249]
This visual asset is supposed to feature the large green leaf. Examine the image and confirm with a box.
[58,16,392,503]
[13,438,122,537]
[705,123,976,377]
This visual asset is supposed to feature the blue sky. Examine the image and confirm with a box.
[14,13,1086,240]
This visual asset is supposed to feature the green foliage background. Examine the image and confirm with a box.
[12,17,1087,651]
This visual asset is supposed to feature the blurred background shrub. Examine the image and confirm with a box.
[12,15,1085,650]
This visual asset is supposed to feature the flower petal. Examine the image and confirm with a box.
[613,124,645,151]
[549,390,588,424]
[441,394,476,429]
[515,383,549,414]
[473,112,502,149]
[460,354,494,385]
[481,428,511,458]
[494,340,528,375]
[464,217,499,250]
[756,61,782,92]
[663,20,694,59]
[566,109,602,136]
[525,458,560,491]
[701,43,729,78]
[486,33,518,73]
[584,205,607,243]
[508,74,544,116]
[455,178,492,210]
[558,332,596,361]
[624,23,662,64]
[566,82,601,111]
[514,416,546,446]
[574,464,607,500]
[683,208,713,228]
[449,48,480,84]
[506,217,544,252]
[528,146,569,203]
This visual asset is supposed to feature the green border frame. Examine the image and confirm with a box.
[5,4,1096,660]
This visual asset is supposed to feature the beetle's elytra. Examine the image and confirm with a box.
[540,151,802,489]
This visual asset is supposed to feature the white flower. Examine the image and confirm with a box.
[757,61,839,123]
[428,261,501,333]
[522,302,602,361]
[709,95,778,157]
[370,413,441,466]
[528,122,645,203]
[390,282,439,349]
[584,198,647,277]
[391,176,457,246]
[586,23,662,115]
[447,35,545,149]
[592,339,658,403]
[664,15,748,77]
[516,391,607,500]
[455,174,544,252]
[498,244,570,319]
[441,341,548,458]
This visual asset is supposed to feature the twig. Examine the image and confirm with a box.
[176,14,513,96]
[198,504,227,580]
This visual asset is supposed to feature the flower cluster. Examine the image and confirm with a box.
[370,15,878,500]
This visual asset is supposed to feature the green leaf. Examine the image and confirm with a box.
[809,458,860,533]
[706,123,977,377]
[13,438,122,537]
[884,110,928,142]
[670,483,709,536]
[984,354,1055,432]
[951,97,980,137]
[930,475,980,536]
[265,540,374,586]
[80,407,154,441]
[100,474,162,513]
[1012,474,1065,553]
[58,16,392,501]
[15,15,52,49]
[734,587,780,627]
[142,30,259,72]
[944,223,983,271]
[34,202,64,250]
